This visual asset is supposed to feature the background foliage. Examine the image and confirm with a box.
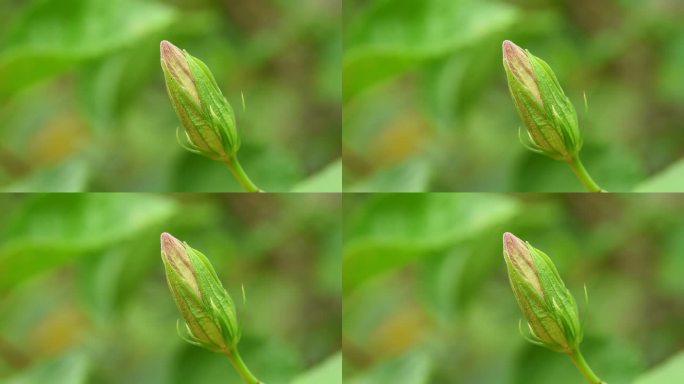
[0,0,341,192]
[343,0,684,191]
[0,193,341,383]
[343,193,684,383]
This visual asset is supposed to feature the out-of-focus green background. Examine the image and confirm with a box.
[343,0,684,192]
[343,193,684,383]
[0,193,341,383]
[0,0,341,192]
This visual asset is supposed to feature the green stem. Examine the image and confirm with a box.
[567,155,604,192]
[568,348,605,384]
[225,348,263,384]
[224,154,263,192]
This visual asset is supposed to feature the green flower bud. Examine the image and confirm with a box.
[160,40,240,161]
[502,40,581,161]
[160,232,240,353]
[502,232,582,354]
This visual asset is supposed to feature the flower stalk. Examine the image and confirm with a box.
[160,40,262,192]
[160,232,264,383]
[225,154,262,193]
[502,40,604,192]
[226,348,261,384]
[502,232,605,384]
[568,155,604,193]
[569,348,605,384]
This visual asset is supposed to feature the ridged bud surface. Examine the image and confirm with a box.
[503,232,582,354]
[503,40,581,161]
[160,41,239,161]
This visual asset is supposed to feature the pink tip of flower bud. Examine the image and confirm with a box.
[501,40,518,57]
[160,40,176,58]
[160,40,198,102]
[502,40,541,103]
[502,232,526,259]
[503,232,542,295]
[161,232,200,296]
[161,232,184,259]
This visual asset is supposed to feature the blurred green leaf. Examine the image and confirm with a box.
[290,352,341,384]
[635,158,684,192]
[0,0,177,99]
[6,350,90,384]
[291,159,342,192]
[658,226,684,294]
[635,351,684,384]
[76,247,131,321]
[343,0,518,101]
[346,157,431,192]
[657,34,684,104]
[1,158,89,192]
[343,194,519,292]
[347,350,432,384]
[0,194,177,288]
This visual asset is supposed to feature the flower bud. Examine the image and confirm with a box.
[160,232,240,352]
[502,40,581,162]
[502,232,582,354]
[160,40,240,161]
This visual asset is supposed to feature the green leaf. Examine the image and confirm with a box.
[0,0,177,99]
[0,194,177,289]
[343,0,519,101]
[635,158,684,192]
[346,157,431,192]
[634,351,684,384]
[6,350,90,384]
[290,352,341,384]
[343,194,519,292]
[291,159,342,192]
[1,158,89,192]
[347,350,432,384]
[657,226,684,294]
[76,237,160,322]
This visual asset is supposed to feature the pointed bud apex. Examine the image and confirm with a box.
[503,232,542,295]
[502,41,542,104]
[502,40,581,161]
[502,232,583,354]
[160,232,240,353]
[161,232,201,297]
[160,41,199,104]
[160,40,240,161]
